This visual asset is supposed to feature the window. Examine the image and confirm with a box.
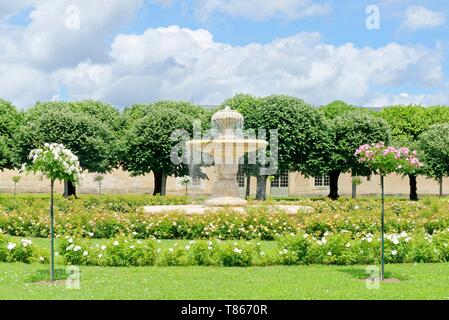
[271,173,289,188]
[237,174,245,188]
[191,177,201,186]
[314,176,330,187]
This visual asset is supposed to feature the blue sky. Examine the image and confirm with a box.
[125,0,448,47]
[0,0,448,108]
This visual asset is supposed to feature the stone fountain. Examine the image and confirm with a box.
[143,107,313,214]
[187,106,267,207]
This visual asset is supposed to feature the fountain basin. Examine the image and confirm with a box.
[187,139,268,158]
[187,137,268,207]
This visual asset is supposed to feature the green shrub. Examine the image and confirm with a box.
[0,236,35,263]
[0,235,7,262]
[404,234,441,263]
[59,236,157,267]
[187,241,212,266]
[156,245,188,266]
[276,233,309,265]
[211,241,257,267]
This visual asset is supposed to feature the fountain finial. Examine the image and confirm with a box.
[211,106,244,136]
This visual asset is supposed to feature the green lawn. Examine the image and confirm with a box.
[1,262,449,299]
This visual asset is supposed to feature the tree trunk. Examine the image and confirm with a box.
[153,172,167,195]
[352,183,357,199]
[409,174,418,201]
[380,175,385,281]
[439,177,443,197]
[327,171,340,200]
[63,179,77,198]
[50,179,55,282]
[245,175,251,200]
[256,175,267,201]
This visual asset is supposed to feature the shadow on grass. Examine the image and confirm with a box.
[338,266,410,281]
[25,268,69,283]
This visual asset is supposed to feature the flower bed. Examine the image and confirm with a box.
[56,229,449,267]
[2,196,449,240]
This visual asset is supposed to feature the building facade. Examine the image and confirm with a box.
[0,168,447,197]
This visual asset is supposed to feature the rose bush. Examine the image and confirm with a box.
[2,196,449,240]
[53,229,449,267]
[0,233,36,263]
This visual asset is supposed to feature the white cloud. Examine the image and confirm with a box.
[0,0,144,70]
[0,15,447,109]
[401,5,446,31]
[0,63,57,108]
[0,0,143,107]
[54,26,446,108]
[195,0,331,21]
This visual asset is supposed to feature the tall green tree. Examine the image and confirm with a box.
[228,94,330,200]
[121,101,210,195]
[320,100,358,120]
[0,99,23,171]
[378,105,449,200]
[18,101,119,196]
[323,109,390,199]
[418,123,449,196]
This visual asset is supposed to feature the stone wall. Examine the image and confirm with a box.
[0,168,447,196]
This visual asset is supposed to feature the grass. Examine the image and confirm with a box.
[25,268,68,283]
[3,194,449,299]
[1,262,449,299]
[7,236,449,299]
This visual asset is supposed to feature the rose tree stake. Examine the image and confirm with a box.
[355,142,422,280]
[22,143,82,282]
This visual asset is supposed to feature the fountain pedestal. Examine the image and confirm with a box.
[204,164,247,206]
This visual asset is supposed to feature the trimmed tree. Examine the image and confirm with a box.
[18,104,118,196]
[0,99,23,171]
[377,105,449,200]
[229,94,330,200]
[323,110,390,199]
[320,100,357,120]
[21,100,122,196]
[121,102,210,195]
[418,123,449,196]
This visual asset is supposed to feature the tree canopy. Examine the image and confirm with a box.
[0,99,23,170]
[121,101,210,195]
[322,108,390,199]
[227,94,330,199]
[418,123,449,183]
[320,100,358,120]
[378,104,449,200]
[18,103,118,174]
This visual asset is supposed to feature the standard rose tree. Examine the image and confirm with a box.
[22,143,83,281]
[355,142,422,280]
